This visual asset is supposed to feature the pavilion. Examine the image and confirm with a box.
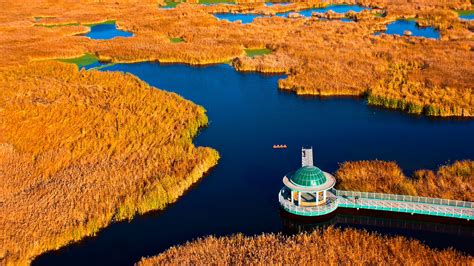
[278,147,338,216]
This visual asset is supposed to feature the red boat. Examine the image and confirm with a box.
[273,144,287,149]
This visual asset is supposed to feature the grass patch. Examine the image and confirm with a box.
[199,0,235,5]
[35,22,80,28]
[244,48,272,58]
[170,37,184,43]
[162,0,185,8]
[35,20,115,28]
[456,10,474,16]
[57,53,99,68]
[83,20,115,27]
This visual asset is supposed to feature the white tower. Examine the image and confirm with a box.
[302,147,313,167]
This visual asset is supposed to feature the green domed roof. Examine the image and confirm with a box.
[290,166,327,187]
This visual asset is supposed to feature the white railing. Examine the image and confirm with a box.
[278,192,338,215]
[333,189,474,209]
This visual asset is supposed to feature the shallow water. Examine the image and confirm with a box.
[34,62,474,265]
[377,20,440,39]
[459,14,474,20]
[265,2,291,6]
[214,4,368,24]
[85,22,133,40]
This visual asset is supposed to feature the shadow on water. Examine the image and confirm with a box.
[34,62,474,265]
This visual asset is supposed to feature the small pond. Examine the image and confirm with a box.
[376,20,440,39]
[265,2,291,6]
[215,4,369,24]
[85,21,133,40]
[34,62,474,266]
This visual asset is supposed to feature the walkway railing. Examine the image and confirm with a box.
[332,189,474,209]
[332,189,474,220]
[278,192,338,217]
[279,188,473,220]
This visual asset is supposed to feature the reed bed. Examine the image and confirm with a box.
[137,227,473,265]
[0,0,473,264]
[0,0,472,116]
[0,62,219,265]
[336,160,474,201]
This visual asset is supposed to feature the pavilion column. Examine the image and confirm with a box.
[291,190,294,204]
[298,192,301,205]
[323,190,327,201]
[316,191,319,203]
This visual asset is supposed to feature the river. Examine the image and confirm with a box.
[34,62,474,265]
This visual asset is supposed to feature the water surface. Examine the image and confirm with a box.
[265,2,291,6]
[215,4,368,24]
[85,22,133,40]
[34,62,474,265]
[459,14,474,20]
[377,20,440,39]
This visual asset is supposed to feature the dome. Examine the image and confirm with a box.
[290,166,327,187]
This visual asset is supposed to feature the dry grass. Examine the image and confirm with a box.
[0,0,473,264]
[0,0,472,116]
[137,227,474,265]
[336,160,474,201]
[0,62,219,265]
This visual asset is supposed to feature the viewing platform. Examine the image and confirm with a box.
[279,148,474,220]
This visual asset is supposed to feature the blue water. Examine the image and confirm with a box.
[85,23,133,40]
[215,4,369,24]
[83,62,102,70]
[34,62,474,265]
[214,13,263,23]
[290,4,369,17]
[460,14,474,20]
[265,2,291,6]
[377,20,440,39]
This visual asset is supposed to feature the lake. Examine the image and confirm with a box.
[34,62,474,265]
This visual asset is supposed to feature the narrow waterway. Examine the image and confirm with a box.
[214,4,369,23]
[34,62,474,265]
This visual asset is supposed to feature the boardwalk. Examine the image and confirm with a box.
[278,189,474,220]
[334,189,474,220]
[279,148,474,220]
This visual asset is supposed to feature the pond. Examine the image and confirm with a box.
[34,62,474,265]
[376,20,440,39]
[85,21,133,40]
[214,4,369,24]
[265,2,291,6]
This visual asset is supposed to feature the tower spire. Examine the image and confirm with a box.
[302,147,313,167]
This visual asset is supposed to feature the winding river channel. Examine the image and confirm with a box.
[34,62,474,265]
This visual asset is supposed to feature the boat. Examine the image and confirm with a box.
[273,144,287,149]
